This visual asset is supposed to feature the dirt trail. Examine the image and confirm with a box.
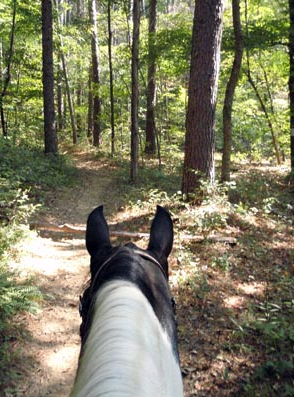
[13,150,124,397]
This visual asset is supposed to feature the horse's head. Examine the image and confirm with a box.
[79,205,175,343]
[85,205,173,277]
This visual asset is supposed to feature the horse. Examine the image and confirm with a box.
[70,205,183,397]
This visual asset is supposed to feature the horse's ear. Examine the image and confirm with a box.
[148,205,173,264]
[86,206,112,256]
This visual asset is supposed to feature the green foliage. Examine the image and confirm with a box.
[240,283,294,396]
[0,139,77,197]
[0,186,36,261]
[211,254,231,272]
[231,168,292,219]
[0,259,42,393]
[0,265,42,318]
[156,25,192,77]
[0,138,77,265]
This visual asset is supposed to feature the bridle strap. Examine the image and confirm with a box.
[133,248,168,281]
[89,249,120,295]
[90,247,167,295]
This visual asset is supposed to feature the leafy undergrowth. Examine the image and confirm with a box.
[117,160,294,396]
[0,139,77,392]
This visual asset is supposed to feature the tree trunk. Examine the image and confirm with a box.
[221,0,243,182]
[289,0,294,176]
[144,0,157,154]
[87,66,93,140]
[1,0,17,137]
[76,60,83,135]
[108,0,115,154]
[89,0,101,147]
[42,0,58,154]
[130,0,140,183]
[77,0,84,17]
[60,49,77,144]
[54,0,77,143]
[246,68,281,165]
[182,0,224,197]
[57,57,64,131]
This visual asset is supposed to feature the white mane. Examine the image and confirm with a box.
[70,280,183,397]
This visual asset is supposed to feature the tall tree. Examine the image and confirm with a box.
[42,0,58,154]
[130,0,140,182]
[89,0,101,147]
[221,0,243,182]
[144,0,157,154]
[107,0,115,154]
[55,0,77,144]
[182,0,224,197]
[289,0,294,176]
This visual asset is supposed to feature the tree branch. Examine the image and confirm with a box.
[29,222,237,246]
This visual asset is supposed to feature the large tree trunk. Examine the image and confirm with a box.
[89,0,101,147]
[144,0,157,154]
[42,0,58,154]
[221,0,243,182]
[130,0,140,182]
[289,0,294,176]
[182,0,224,197]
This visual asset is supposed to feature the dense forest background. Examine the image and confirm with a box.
[0,0,290,167]
[1,1,294,396]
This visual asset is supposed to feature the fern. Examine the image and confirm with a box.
[0,264,42,320]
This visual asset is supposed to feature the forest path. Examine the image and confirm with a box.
[14,149,125,397]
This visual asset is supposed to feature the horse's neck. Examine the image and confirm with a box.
[71,280,183,397]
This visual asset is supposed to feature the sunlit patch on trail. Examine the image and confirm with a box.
[237,282,266,296]
[46,345,79,373]
[11,236,88,276]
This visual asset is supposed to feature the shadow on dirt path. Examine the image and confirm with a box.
[12,150,125,397]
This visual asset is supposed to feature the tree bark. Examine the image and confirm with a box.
[221,0,243,182]
[42,0,58,154]
[130,0,140,183]
[144,0,157,154]
[182,0,224,197]
[289,0,294,176]
[89,0,101,147]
